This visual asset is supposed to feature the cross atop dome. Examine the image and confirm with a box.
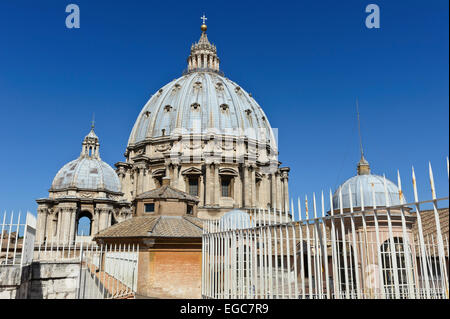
[201,14,207,25]
[185,15,221,75]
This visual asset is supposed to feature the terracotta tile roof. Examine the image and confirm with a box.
[94,216,159,238]
[135,185,199,202]
[150,216,203,238]
[94,215,203,239]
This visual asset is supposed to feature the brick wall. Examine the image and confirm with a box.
[139,248,202,298]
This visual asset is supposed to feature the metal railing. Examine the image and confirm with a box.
[0,211,36,267]
[33,240,139,299]
[202,160,449,299]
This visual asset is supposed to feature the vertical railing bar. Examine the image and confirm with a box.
[291,199,299,299]
[348,186,361,298]
[428,162,449,298]
[412,167,431,298]
[298,197,306,299]
[12,212,21,265]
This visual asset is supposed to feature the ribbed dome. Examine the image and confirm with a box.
[128,72,276,150]
[51,127,121,193]
[332,174,403,210]
[51,157,121,193]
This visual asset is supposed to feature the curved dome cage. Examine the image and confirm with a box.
[332,174,404,210]
[219,209,254,230]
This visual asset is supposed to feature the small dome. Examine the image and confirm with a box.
[219,209,253,230]
[332,174,403,210]
[51,157,121,193]
[51,127,121,193]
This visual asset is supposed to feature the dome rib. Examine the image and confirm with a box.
[128,72,276,150]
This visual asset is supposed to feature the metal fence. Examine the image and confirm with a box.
[0,211,36,267]
[78,243,139,299]
[33,240,139,299]
[202,161,449,299]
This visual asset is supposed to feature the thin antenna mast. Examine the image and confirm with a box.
[356,98,364,159]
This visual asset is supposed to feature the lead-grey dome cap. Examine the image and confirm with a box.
[332,174,403,210]
[51,128,121,193]
[51,157,121,193]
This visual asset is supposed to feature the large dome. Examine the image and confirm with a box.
[51,128,121,193]
[127,27,276,152]
[128,72,276,150]
[51,157,121,193]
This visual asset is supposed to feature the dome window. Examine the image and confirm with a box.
[144,111,151,118]
[164,105,173,112]
[220,104,229,112]
[245,109,252,116]
[172,84,181,93]
[215,82,224,91]
[156,88,163,97]
[235,86,242,94]
[191,103,200,111]
[193,81,202,89]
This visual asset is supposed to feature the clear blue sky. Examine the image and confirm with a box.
[0,0,448,216]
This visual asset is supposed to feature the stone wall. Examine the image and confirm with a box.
[29,261,80,299]
[0,261,81,299]
[0,265,31,299]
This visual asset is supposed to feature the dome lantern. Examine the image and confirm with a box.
[357,155,371,175]
[186,15,221,75]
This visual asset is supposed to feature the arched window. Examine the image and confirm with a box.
[380,237,411,298]
[77,211,93,236]
[337,242,357,296]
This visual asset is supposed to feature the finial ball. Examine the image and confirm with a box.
[201,24,207,32]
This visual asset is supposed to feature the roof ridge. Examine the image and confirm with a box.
[183,216,204,230]
[148,216,162,234]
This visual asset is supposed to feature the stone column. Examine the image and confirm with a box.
[138,166,145,195]
[36,207,48,244]
[133,168,138,197]
[94,208,101,235]
[250,166,256,208]
[142,167,147,194]
[271,174,277,209]
[199,174,204,206]
[243,165,250,208]
[56,209,62,242]
[234,173,242,207]
[276,175,282,211]
[214,163,220,205]
[283,177,289,213]
[69,208,77,243]
[205,164,212,205]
